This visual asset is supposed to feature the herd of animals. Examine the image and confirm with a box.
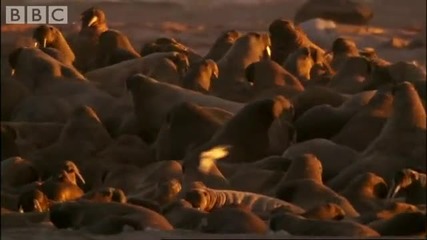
[1,1,426,238]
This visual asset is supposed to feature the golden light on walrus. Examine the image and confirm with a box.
[198,145,231,174]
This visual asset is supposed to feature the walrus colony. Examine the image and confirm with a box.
[1,4,426,239]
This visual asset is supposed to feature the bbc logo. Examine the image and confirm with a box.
[5,6,68,24]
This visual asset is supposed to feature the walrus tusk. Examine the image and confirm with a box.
[266,45,271,58]
[18,205,24,213]
[43,38,47,48]
[34,41,38,47]
[76,171,86,185]
[34,199,42,212]
[386,180,401,199]
[87,16,99,27]
[11,69,15,76]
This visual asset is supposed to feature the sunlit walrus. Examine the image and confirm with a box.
[340,172,389,214]
[49,201,173,231]
[70,7,108,73]
[95,29,140,68]
[153,101,233,161]
[328,82,426,191]
[126,74,242,142]
[283,140,359,182]
[140,37,203,66]
[268,19,326,66]
[8,47,86,91]
[32,25,75,65]
[182,59,219,93]
[200,205,269,234]
[183,96,293,166]
[204,30,241,62]
[212,32,271,101]
[184,185,304,217]
[331,89,394,151]
[275,154,360,217]
[386,169,426,205]
[85,51,190,97]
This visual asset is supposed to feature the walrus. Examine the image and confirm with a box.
[283,46,331,83]
[268,19,326,66]
[368,211,426,236]
[11,95,73,123]
[95,134,155,168]
[200,205,268,234]
[291,86,348,120]
[39,170,84,202]
[204,30,241,62]
[270,212,379,237]
[162,199,208,230]
[30,106,112,179]
[245,59,304,95]
[275,154,359,217]
[354,201,421,225]
[140,37,203,66]
[8,47,86,91]
[85,51,190,97]
[387,169,426,205]
[1,157,39,189]
[126,74,242,143]
[1,122,63,159]
[1,125,20,161]
[1,78,30,121]
[329,37,360,71]
[212,32,271,101]
[32,25,75,65]
[182,59,219,93]
[283,139,359,182]
[294,0,374,26]
[70,7,108,73]
[153,101,233,161]
[302,203,346,220]
[331,89,394,151]
[17,189,50,213]
[293,89,377,141]
[81,187,127,203]
[184,183,304,215]
[328,82,426,191]
[328,56,378,94]
[95,29,140,68]
[49,201,173,231]
[183,96,293,167]
[340,172,389,214]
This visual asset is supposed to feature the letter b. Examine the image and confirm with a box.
[6,6,25,24]
[27,6,47,24]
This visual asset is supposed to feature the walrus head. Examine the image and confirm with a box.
[17,189,50,213]
[182,58,218,92]
[344,172,389,199]
[204,30,241,61]
[284,153,323,183]
[32,25,60,48]
[184,188,211,211]
[140,37,189,57]
[387,169,424,199]
[165,52,190,80]
[60,161,85,186]
[80,7,107,29]
[331,37,359,57]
